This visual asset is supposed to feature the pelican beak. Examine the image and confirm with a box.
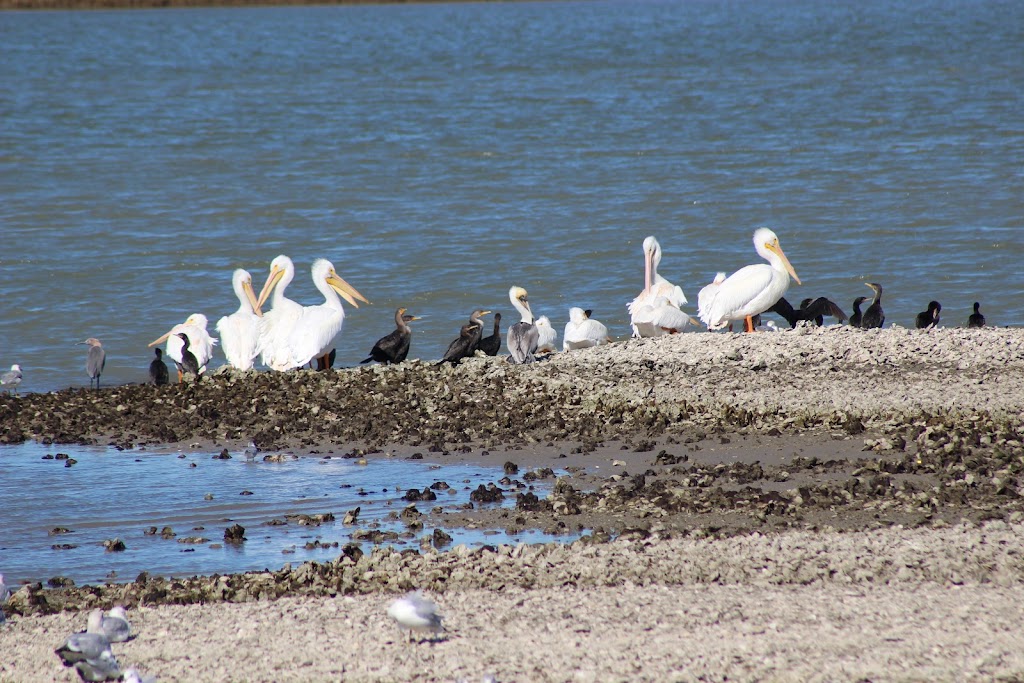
[244,279,263,317]
[148,329,173,347]
[326,273,370,308]
[766,240,801,285]
[256,266,285,309]
[643,245,654,294]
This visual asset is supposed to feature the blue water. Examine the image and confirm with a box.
[0,441,574,585]
[0,0,1022,392]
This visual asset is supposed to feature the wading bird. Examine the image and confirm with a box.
[848,296,868,328]
[79,338,106,390]
[698,228,801,332]
[176,333,201,380]
[216,269,263,370]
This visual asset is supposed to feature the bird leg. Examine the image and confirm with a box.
[744,316,755,333]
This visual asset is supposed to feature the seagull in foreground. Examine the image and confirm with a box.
[387,592,445,642]
[1,364,22,395]
[55,630,113,667]
[123,667,158,683]
[87,606,131,642]
[73,650,121,682]
[534,316,558,354]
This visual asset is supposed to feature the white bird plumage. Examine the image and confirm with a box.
[534,316,558,353]
[562,308,610,351]
[148,314,218,378]
[255,255,304,371]
[697,272,727,322]
[2,364,23,394]
[387,592,445,641]
[628,235,694,336]
[256,258,369,371]
[216,269,263,370]
[698,227,801,332]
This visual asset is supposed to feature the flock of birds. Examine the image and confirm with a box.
[0,578,445,682]
[0,228,991,394]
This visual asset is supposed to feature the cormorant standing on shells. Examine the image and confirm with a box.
[477,312,502,357]
[507,286,539,364]
[362,308,420,365]
[968,302,986,328]
[860,283,885,329]
[915,301,942,329]
[79,338,106,390]
[149,348,169,385]
[439,310,490,364]
[767,296,847,328]
[849,296,868,328]
[176,333,201,380]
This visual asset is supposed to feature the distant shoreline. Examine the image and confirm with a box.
[1,0,506,9]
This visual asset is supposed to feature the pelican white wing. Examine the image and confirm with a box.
[563,308,610,350]
[216,269,263,370]
[697,228,800,331]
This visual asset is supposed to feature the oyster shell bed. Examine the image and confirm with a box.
[4,327,1024,681]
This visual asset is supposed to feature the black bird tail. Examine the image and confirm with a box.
[359,357,373,364]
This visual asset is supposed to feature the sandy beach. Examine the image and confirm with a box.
[3,326,1024,681]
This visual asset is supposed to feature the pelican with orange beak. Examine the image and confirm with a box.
[215,269,263,371]
[148,313,218,381]
[257,258,369,370]
[698,228,801,332]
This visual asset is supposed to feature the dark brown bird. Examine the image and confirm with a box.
[438,321,483,365]
[915,301,941,329]
[968,302,986,328]
[477,312,502,357]
[860,283,885,329]
[149,347,169,385]
[848,296,868,328]
[767,296,847,328]
[176,333,201,380]
[362,308,420,365]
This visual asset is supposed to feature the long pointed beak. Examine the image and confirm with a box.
[768,244,801,285]
[326,274,370,308]
[256,267,284,309]
[643,247,653,294]
[479,310,492,317]
[148,330,173,347]
[243,280,263,317]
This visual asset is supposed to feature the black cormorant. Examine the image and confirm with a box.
[860,283,885,329]
[849,296,868,328]
[915,301,941,329]
[362,308,419,364]
[176,332,201,380]
[149,348,169,386]
[767,296,847,328]
[477,312,502,357]
[968,302,986,328]
[439,309,490,364]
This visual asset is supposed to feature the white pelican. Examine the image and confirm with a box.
[630,296,698,336]
[260,259,368,370]
[563,308,610,351]
[215,269,263,371]
[535,315,558,353]
[255,255,303,371]
[507,286,539,364]
[628,235,694,337]
[697,272,726,322]
[698,227,801,332]
[149,314,217,381]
